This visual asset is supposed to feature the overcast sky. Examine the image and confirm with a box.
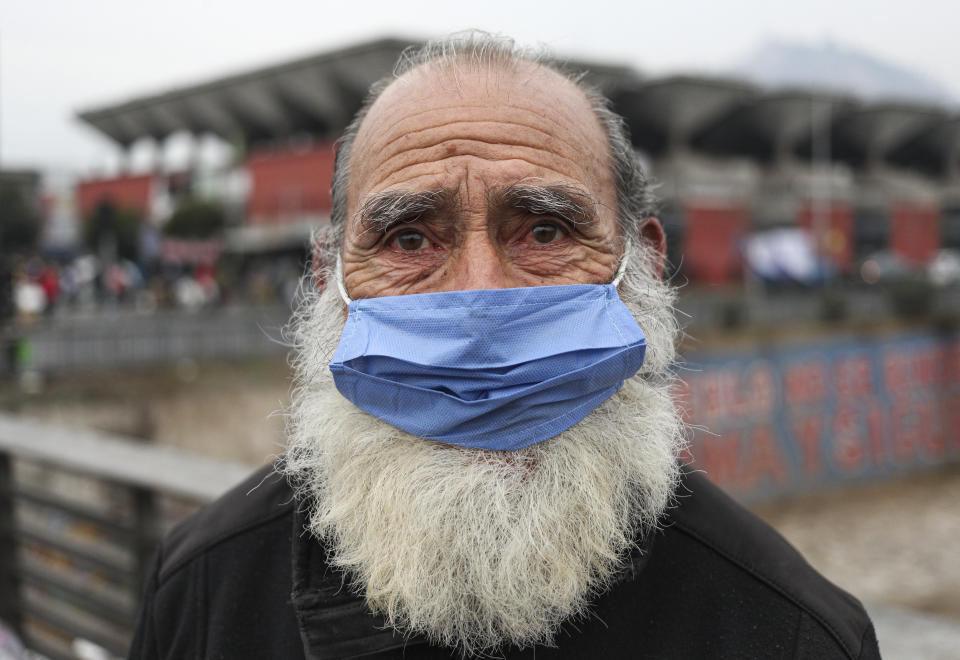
[3,0,959,178]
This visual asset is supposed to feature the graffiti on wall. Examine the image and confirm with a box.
[679,331,960,500]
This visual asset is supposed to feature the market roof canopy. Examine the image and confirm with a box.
[76,37,960,175]
[613,76,756,155]
[692,90,857,161]
[77,37,640,149]
[78,38,411,147]
[890,116,960,175]
[828,103,948,167]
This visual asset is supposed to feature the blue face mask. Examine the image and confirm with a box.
[328,259,647,451]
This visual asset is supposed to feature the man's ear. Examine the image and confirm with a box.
[638,216,667,278]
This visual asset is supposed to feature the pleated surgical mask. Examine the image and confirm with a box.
[329,256,646,451]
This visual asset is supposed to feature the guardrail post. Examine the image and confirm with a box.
[132,486,159,601]
[0,451,21,634]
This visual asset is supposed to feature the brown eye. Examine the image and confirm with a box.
[393,230,427,251]
[531,223,561,244]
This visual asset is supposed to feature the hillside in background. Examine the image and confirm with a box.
[732,39,959,107]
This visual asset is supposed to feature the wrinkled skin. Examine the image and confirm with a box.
[341,62,662,298]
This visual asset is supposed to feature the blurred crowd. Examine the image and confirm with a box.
[741,228,960,289]
[3,252,304,323]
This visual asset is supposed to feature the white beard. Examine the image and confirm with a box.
[283,245,685,656]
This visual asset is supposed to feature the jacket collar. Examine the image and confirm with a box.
[290,505,424,660]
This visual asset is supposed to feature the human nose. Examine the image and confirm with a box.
[440,233,512,291]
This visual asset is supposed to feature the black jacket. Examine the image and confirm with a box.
[130,465,880,659]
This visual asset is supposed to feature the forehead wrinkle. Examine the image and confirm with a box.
[363,115,607,190]
[358,100,606,170]
[371,119,595,171]
[368,154,598,199]
[367,141,598,191]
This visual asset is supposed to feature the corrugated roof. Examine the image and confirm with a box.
[76,37,640,148]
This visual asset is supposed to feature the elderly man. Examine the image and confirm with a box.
[130,35,879,659]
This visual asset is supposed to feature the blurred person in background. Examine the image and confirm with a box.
[37,262,60,315]
[12,261,45,322]
[129,34,880,659]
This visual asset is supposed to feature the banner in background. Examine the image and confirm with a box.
[679,331,960,501]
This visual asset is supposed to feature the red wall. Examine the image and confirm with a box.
[798,202,854,273]
[245,142,336,225]
[76,174,154,219]
[683,204,747,286]
[890,203,940,265]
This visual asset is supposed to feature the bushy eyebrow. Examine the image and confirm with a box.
[354,189,449,234]
[491,183,598,227]
[354,183,598,237]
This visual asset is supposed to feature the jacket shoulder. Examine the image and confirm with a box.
[667,466,877,659]
[157,463,296,584]
[132,464,303,659]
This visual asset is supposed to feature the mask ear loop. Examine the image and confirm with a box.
[611,241,630,287]
[335,254,352,304]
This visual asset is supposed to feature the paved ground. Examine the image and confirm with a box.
[869,604,960,660]
[752,464,960,624]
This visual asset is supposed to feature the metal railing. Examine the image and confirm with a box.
[677,283,960,332]
[0,414,251,659]
[6,305,290,373]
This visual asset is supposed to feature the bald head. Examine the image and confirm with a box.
[324,34,662,293]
